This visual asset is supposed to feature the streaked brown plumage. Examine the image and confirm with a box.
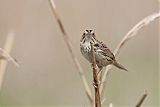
[80,30,128,71]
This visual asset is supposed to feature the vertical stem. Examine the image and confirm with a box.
[91,43,101,107]
[48,0,93,104]
[0,32,15,89]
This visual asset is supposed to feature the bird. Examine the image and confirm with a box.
[80,30,128,72]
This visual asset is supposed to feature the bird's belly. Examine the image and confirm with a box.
[80,44,92,63]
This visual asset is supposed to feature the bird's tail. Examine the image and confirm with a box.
[113,61,128,71]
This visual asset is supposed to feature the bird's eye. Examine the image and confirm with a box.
[92,33,96,39]
[86,30,89,32]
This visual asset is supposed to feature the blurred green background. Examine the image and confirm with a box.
[0,0,159,107]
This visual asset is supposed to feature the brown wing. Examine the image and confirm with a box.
[97,40,115,60]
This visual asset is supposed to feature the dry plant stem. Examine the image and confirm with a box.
[0,48,19,67]
[109,103,113,107]
[0,32,15,89]
[135,92,147,107]
[100,11,160,97]
[48,0,93,104]
[91,43,101,107]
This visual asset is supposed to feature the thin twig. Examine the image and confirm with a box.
[135,91,147,107]
[0,32,15,89]
[100,11,160,97]
[48,0,93,104]
[0,48,19,67]
[91,43,101,107]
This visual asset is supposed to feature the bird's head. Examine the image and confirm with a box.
[80,30,97,44]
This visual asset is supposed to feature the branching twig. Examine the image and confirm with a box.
[100,11,160,97]
[91,43,101,107]
[48,0,93,104]
[0,32,16,89]
[135,91,147,107]
[0,48,19,67]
